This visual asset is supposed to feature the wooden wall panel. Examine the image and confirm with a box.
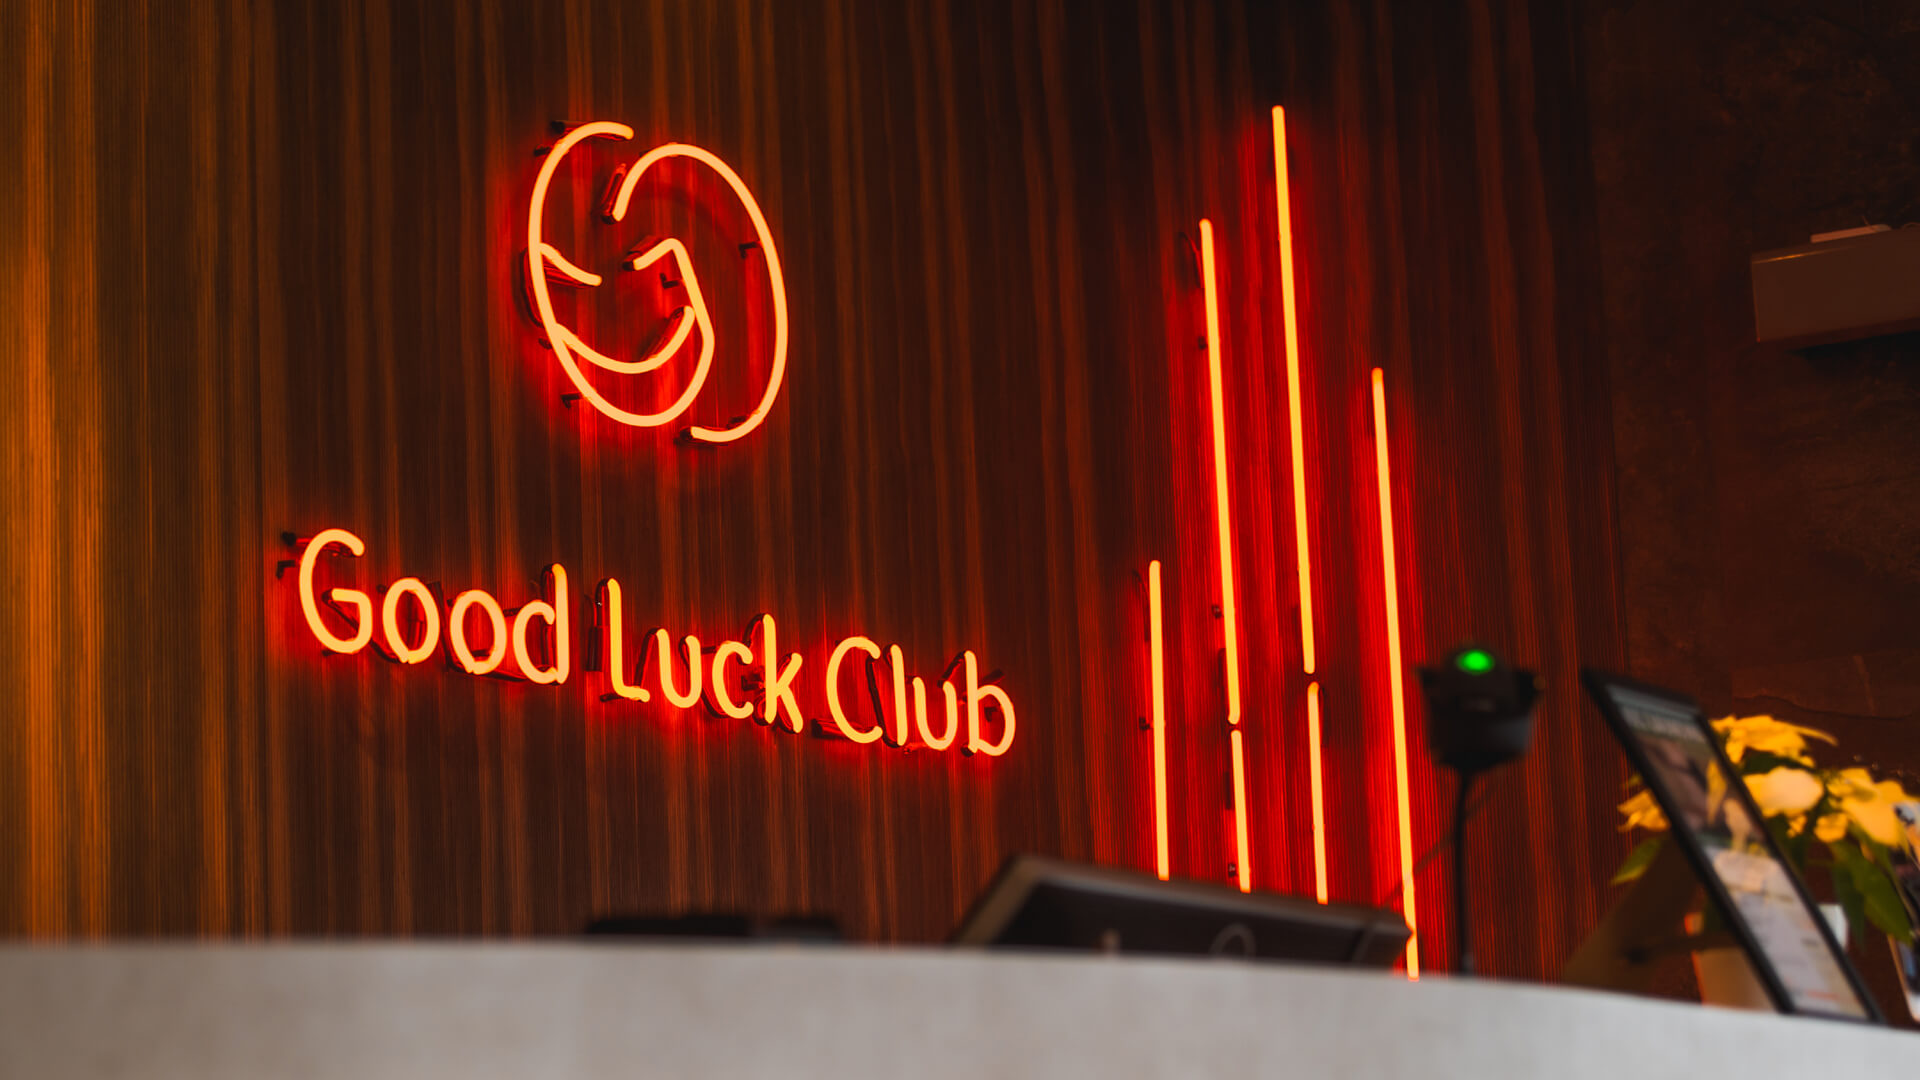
[1,0,1625,982]
[1585,0,1920,1018]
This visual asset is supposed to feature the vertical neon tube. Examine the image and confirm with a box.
[1307,680,1328,904]
[1273,105,1327,904]
[1199,218,1250,892]
[1148,560,1170,881]
[1229,729,1252,893]
[1272,107,1317,677]
[1372,367,1418,978]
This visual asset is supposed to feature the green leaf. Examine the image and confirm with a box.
[1611,837,1664,885]
[1765,814,1811,872]
[1832,840,1915,944]
[1735,750,1808,776]
[1829,844,1869,948]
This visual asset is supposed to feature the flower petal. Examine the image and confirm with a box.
[1828,768,1876,800]
[1618,790,1668,832]
[1745,766,1824,817]
[1843,796,1903,847]
[1815,813,1850,843]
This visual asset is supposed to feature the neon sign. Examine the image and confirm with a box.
[1271,106,1330,906]
[526,123,789,442]
[1197,218,1255,894]
[282,124,1012,765]
[292,528,1015,758]
[1372,367,1419,977]
[284,107,1439,948]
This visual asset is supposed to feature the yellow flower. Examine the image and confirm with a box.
[1815,813,1850,843]
[1744,766,1825,817]
[1710,715,1834,766]
[1618,788,1667,832]
[1827,767,1917,847]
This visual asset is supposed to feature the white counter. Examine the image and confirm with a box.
[0,945,1908,1078]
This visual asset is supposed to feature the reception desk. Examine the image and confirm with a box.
[0,945,1908,1077]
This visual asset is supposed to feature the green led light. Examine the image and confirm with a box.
[1456,648,1496,674]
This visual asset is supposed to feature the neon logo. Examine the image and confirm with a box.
[291,529,1014,758]
[526,122,789,442]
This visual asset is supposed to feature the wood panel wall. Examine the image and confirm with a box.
[1,0,1623,982]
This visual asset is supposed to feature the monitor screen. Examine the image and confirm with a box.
[950,855,1408,969]
[1592,676,1874,1020]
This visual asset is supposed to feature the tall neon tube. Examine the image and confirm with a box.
[1199,218,1251,892]
[1273,105,1328,903]
[1372,367,1418,978]
[1308,680,1328,904]
[1272,106,1317,678]
[1148,559,1169,881]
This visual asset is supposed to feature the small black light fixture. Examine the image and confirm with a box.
[1417,644,1541,975]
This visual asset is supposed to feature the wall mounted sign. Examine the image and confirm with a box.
[284,120,1013,761]
[282,107,1426,975]
[525,121,789,442]
[293,528,1015,757]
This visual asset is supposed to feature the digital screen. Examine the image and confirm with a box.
[1607,686,1871,1020]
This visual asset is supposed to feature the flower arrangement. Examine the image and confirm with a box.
[1614,714,1918,946]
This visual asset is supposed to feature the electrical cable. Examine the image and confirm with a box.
[1453,771,1480,975]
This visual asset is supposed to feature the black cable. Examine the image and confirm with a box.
[1452,771,1480,976]
[1377,784,1494,907]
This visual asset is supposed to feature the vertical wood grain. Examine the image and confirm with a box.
[1,0,1628,987]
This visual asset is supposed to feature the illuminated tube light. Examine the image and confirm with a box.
[380,578,441,664]
[1372,367,1419,979]
[825,636,885,743]
[297,528,374,654]
[511,564,572,685]
[596,579,649,702]
[449,589,509,676]
[612,143,790,444]
[1308,681,1327,904]
[915,677,961,751]
[1272,106,1317,677]
[1199,218,1251,892]
[527,126,788,440]
[622,241,699,368]
[1148,560,1170,881]
[885,645,913,747]
[542,238,716,424]
[757,614,805,732]
[652,630,704,709]
[1230,729,1252,894]
[541,243,602,287]
[710,640,756,720]
[1274,106,1329,903]
[963,650,1016,757]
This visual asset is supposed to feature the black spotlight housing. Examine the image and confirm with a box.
[1416,644,1542,976]
[1418,645,1541,775]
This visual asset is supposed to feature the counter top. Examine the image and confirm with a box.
[0,944,1909,1078]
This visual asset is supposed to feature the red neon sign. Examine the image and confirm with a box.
[526,123,789,441]
[291,529,1014,758]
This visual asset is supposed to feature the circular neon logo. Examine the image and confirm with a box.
[526,122,788,443]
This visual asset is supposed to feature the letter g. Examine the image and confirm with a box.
[298,528,374,654]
